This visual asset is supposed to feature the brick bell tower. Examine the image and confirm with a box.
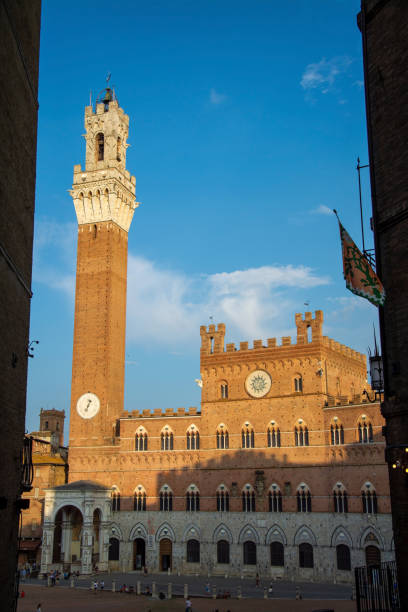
[68,88,138,458]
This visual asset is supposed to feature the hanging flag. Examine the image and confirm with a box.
[334,211,385,307]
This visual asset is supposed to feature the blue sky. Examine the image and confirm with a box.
[27,0,378,440]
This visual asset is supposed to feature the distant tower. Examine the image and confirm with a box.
[68,88,138,461]
[39,408,65,447]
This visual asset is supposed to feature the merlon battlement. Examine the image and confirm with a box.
[120,407,201,420]
[200,311,365,364]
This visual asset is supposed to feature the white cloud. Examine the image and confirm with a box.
[33,219,331,349]
[210,88,227,105]
[300,56,352,94]
[126,257,329,346]
[310,204,333,216]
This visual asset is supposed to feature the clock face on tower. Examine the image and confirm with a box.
[245,370,272,398]
[76,392,100,419]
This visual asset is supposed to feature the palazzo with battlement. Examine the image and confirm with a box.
[37,90,394,583]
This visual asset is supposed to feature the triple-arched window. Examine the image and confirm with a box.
[242,485,256,512]
[161,429,174,450]
[294,422,309,446]
[216,485,229,512]
[297,484,311,512]
[330,422,344,445]
[186,426,200,450]
[159,486,173,511]
[242,424,255,449]
[134,487,146,511]
[362,483,377,514]
[268,485,282,512]
[267,424,281,448]
[186,485,200,511]
[135,428,148,451]
[333,483,348,513]
[358,418,373,443]
[216,426,229,449]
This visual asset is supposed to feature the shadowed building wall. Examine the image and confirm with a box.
[0,0,41,608]
[359,0,408,605]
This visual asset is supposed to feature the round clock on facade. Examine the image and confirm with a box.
[245,370,272,398]
[76,392,100,419]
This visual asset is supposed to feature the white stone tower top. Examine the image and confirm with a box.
[70,88,139,232]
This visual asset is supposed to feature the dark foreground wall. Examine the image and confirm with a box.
[0,1,41,609]
[359,0,408,608]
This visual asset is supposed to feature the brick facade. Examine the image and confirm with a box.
[359,0,408,605]
[0,1,41,607]
[40,94,394,583]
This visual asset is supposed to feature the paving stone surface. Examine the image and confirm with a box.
[17,585,357,612]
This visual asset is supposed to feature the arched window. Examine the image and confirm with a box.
[336,544,351,571]
[216,485,229,512]
[96,133,104,161]
[161,429,174,450]
[268,486,282,512]
[134,487,146,511]
[299,543,313,568]
[186,539,200,563]
[186,485,200,511]
[116,136,121,161]
[296,484,311,512]
[242,485,256,512]
[243,541,257,565]
[362,483,378,514]
[111,487,120,512]
[135,429,148,451]
[44,421,49,430]
[216,425,229,449]
[333,483,348,513]
[220,382,228,399]
[365,545,381,567]
[159,486,173,511]
[294,375,303,392]
[217,540,230,564]
[186,426,200,450]
[108,537,119,561]
[241,424,255,449]
[270,542,284,566]
[358,417,373,444]
[330,421,344,445]
[267,424,281,448]
[294,422,309,446]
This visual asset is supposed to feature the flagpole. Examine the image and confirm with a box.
[356,157,370,255]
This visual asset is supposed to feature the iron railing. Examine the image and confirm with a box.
[355,561,400,612]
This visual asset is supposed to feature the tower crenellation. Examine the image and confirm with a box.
[70,90,139,232]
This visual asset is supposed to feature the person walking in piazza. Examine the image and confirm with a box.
[36,605,42,612]
[185,598,192,611]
